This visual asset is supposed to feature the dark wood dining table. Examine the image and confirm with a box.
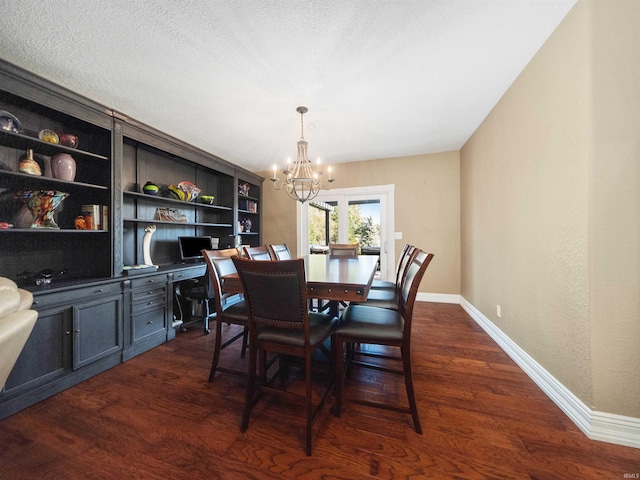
[220,254,380,306]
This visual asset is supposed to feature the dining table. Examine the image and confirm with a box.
[220,254,380,314]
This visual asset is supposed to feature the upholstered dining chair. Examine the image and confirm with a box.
[243,245,273,261]
[329,243,359,257]
[232,257,338,456]
[202,248,249,380]
[371,243,412,290]
[268,244,292,260]
[356,245,418,310]
[332,249,434,433]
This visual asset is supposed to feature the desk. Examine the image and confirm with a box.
[221,255,379,303]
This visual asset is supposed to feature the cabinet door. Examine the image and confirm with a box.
[72,294,123,369]
[3,306,71,394]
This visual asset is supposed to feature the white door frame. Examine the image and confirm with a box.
[298,184,396,281]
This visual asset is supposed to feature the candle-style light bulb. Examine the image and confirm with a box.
[328,165,332,180]
[272,164,277,179]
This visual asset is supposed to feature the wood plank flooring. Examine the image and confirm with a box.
[0,302,638,479]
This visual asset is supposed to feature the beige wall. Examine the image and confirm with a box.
[461,0,640,417]
[588,0,640,416]
[258,150,461,295]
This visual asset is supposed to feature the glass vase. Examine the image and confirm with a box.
[19,190,69,229]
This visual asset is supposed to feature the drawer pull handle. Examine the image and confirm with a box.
[147,321,153,325]
[147,301,154,306]
[96,288,104,293]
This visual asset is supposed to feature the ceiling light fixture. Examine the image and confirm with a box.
[271,106,334,203]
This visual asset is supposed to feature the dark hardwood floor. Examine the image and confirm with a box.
[0,302,638,479]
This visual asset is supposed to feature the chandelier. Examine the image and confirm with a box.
[271,106,334,203]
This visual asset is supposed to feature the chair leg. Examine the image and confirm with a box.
[332,336,344,418]
[402,346,422,434]
[203,300,211,335]
[208,317,223,382]
[241,326,248,358]
[241,342,257,432]
[305,347,313,456]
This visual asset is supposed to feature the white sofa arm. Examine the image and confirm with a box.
[0,277,39,390]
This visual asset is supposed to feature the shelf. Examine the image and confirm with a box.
[123,191,232,211]
[0,170,109,191]
[0,228,108,233]
[238,194,260,202]
[239,232,259,236]
[123,218,233,228]
[238,209,259,215]
[0,130,109,161]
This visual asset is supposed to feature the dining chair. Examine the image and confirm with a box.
[354,245,418,310]
[243,245,273,261]
[332,249,434,433]
[268,244,292,260]
[232,257,338,456]
[202,248,249,380]
[371,243,412,290]
[329,243,359,256]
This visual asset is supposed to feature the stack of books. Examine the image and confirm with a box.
[81,205,109,230]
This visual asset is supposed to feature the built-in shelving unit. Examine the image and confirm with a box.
[0,75,113,283]
[0,59,264,420]
[236,177,262,248]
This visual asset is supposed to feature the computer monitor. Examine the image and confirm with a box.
[178,236,213,262]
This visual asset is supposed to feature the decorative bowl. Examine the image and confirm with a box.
[168,181,201,202]
[58,133,79,148]
[0,110,23,133]
[39,129,59,144]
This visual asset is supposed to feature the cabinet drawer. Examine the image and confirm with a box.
[33,282,122,310]
[133,293,166,315]
[173,266,207,282]
[132,286,167,302]
[130,274,168,289]
[133,307,167,341]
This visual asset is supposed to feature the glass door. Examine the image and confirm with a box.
[300,184,395,282]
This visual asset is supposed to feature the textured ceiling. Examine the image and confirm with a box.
[0,0,575,173]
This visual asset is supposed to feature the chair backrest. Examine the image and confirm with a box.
[202,248,241,314]
[243,245,274,261]
[329,243,359,257]
[394,244,417,293]
[268,244,292,260]
[398,250,434,337]
[232,257,309,334]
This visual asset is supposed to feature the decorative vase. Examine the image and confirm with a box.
[143,181,159,195]
[19,149,42,176]
[19,190,69,229]
[58,133,79,148]
[51,153,76,181]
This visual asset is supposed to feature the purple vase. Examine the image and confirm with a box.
[51,153,76,181]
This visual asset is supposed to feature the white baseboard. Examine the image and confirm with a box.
[417,292,460,304]
[591,411,640,449]
[458,296,640,450]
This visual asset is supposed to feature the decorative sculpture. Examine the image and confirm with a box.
[143,224,156,266]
